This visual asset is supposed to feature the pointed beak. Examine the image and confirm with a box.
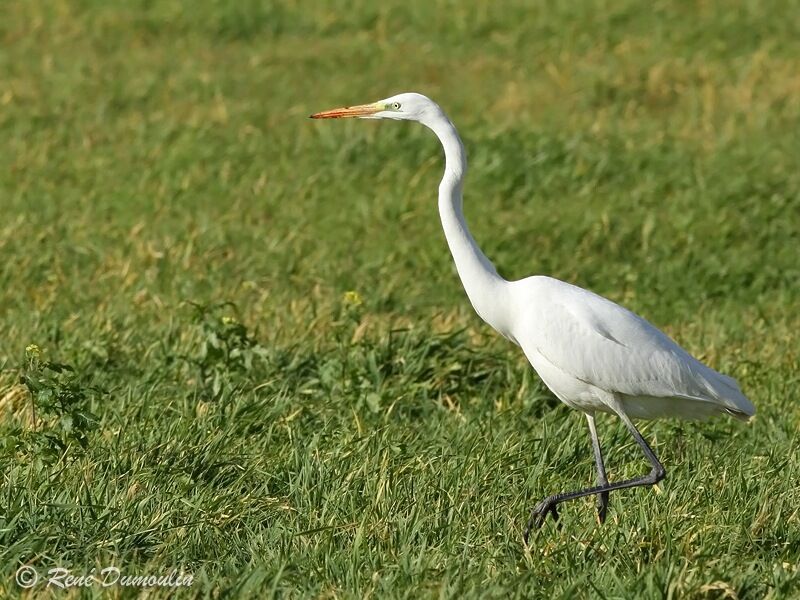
[309,102,383,119]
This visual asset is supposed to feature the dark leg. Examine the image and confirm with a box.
[523,410,665,545]
[586,413,609,523]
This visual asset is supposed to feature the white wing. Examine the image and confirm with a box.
[512,276,755,417]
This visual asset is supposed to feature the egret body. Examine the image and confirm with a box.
[310,93,755,542]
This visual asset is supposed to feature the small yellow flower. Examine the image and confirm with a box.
[343,290,363,307]
[25,344,41,357]
[221,316,238,325]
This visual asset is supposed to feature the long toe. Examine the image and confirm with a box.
[597,492,609,524]
[523,509,540,544]
[550,503,562,531]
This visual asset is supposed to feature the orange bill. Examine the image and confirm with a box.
[309,103,383,119]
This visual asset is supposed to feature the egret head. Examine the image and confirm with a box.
[310,92,443,125]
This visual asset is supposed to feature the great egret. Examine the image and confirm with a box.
[310,93,755,543]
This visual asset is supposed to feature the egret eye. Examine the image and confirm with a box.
[392,102,401,110]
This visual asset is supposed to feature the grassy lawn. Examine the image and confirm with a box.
[1,0,799,597]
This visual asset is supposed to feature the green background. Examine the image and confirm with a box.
[1,0,798,597]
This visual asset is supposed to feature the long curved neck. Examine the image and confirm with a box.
[425,115,511,334]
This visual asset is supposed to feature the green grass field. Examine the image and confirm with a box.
[2,0,799,597]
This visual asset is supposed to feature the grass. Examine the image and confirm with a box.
[1,0,799,597]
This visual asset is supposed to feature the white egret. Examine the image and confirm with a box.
[310,93,755,543]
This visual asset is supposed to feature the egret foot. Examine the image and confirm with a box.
[523,499,560,544]
[522,410,666,545]
[597,491,609,524]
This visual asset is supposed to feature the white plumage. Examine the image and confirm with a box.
[311,92,755,541]
[509,275,755,421]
